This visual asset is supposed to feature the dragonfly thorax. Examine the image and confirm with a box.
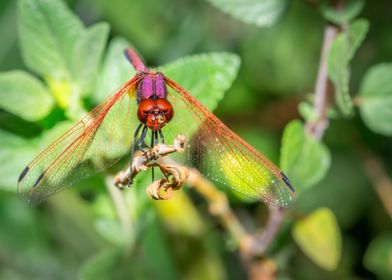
[137,98,174,131]
[137,72,167,103]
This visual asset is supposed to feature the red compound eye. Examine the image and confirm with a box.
[137,99,155,123]
[155,98,174,122]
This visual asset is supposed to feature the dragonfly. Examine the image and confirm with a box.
[17,48,295,207]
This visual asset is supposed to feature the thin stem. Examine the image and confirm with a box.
[306,24,338,139]
[249,15,339,256]
[105,176,133,243]
[248,206,286,255]
[186,170,248,244]
[361,152,392,219]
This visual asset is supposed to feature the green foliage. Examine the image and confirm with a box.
[298,101,319,123]
[358,63,392,136]
[79,248,126,280]
[206,0,289,27]
[18,0,84,79]
[242,1,322,95]
[79,216,180,280]
[293,207,342,270]
[71,22,109,94]
[96,37,135,103]
[327,19,369,115]
[0,70,53,121]
[161,53,240,112]
[0,0,390,278]
[280,120,331,194]
[363,233,392,279]
[1,0,240,277]
[18,0,109,117]
[0,130,38,191]
[93,0,172,56]
[320,0,365,25]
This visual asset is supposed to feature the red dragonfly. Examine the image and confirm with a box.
[17,48,295,206]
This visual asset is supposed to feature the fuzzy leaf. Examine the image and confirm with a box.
[280,120,331,194]
[72,22,110,94]
[0,70,53,121]
[0,130,38,191]
[293,208,342,270]
[206,0,288,27]
[161,52,240,112]
[321,0,365,25]
[359,63,392,136]
[363,233,392,279]
[78,248,125,280]
[95,37,135,103]
[18,0,84,79]
[327,19,369,116]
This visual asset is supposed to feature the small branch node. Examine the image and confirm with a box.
[114,134,188,189]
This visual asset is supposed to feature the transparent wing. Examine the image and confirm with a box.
[164,77,295,207]
[17,77,141,206]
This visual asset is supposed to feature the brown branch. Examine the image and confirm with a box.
[186,169,250,250]
[248,12,340,257]
[305,24,338,139]
[113,135,249,247]
[361,151,392,219]
[247,206,286,255]
[114,134,187,188]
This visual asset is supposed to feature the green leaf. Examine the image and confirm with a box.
[321,0,365,25]
[160,52,240,112]
[0,70,53,121]
[298,101,318,122]
[0,130,38,191]
[241,2,322,95]
[38,121,73,148]
[280,120,331,193]
[140,213,179,280]
[94,218,128,246]
[95,37,135,103]
[327,19,369,116]
[72,22,110,94]
[78,248,126,280]
[18,0,109,115]
[159,53,240,145]
[18,0,84,79]
[206,0,288,27]
[358,63,392,136]
[293,207,342,271]
[0,121,75,192]
[363,233,392,279]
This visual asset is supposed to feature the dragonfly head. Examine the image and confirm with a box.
[137,98,174,131]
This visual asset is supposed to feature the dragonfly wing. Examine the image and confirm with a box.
[164,77,295,207]
[17,77,141,206]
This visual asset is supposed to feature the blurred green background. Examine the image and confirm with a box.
[1,0,392,279]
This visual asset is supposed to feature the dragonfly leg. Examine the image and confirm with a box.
[137,125,149,151]
[158,130,164,144]
[151,130,155,182]
[127,124,144,186]
[129,123,143,164]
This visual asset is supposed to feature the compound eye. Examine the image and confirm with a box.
[139,99,155,111]
[137,99,155,123]
[155,98,174,122]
